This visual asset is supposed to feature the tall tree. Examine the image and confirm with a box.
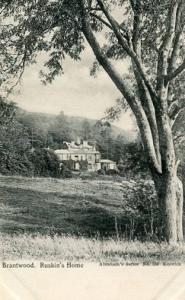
[1,0,185,243]
[81,119,92,140]
[48,111,72,148]
[0,97,33,175]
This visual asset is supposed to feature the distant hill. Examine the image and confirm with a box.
[16,109,137,143]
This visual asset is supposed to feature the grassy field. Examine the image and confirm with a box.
[0,175,142,236]
[1,233,185,264]
[0,175,185,263]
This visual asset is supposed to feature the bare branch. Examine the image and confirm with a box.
[169,99,185,127]
[167,58,185,81]
[131,0,142,57]
[89,12,112,29]
[168,31,182,75]
[174,158,181,173]
[129,0,161,160]
[159,1,179,53]
[167,1,185,76]
[97,0,158,103]
[133,64,161,165]
[156,1,179,95]
[129,0,160,161]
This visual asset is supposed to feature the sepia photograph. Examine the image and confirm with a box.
[0,0,185,299]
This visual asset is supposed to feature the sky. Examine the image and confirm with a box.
[10,45,135,131]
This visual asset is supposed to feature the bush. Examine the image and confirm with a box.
[30,148,60,177]
[97,169,106,175]
[79,160,88,171]
[106,169,119,175]
[60,165,73,178]
[116,179,158,240]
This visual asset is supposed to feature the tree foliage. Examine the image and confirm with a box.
[0,97,33,175]
[0,97,61,176]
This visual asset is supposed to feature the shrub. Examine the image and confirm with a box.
[97,169,106,175]
[106,169,119,175]
[116,179,159,240]
[30,148,60,177]
[79,160,88,171]
[60,165,73,178]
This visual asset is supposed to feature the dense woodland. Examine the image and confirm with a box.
[0,96,148,177]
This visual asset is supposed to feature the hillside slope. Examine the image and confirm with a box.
[0,176,154,237]
[16,109,136,142]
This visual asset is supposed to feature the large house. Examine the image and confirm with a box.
[54,141,117,172]
[55,141,101,171]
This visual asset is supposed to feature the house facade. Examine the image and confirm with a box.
[54,141,101,171]
[100,159,117,172]
[55,140,118,172]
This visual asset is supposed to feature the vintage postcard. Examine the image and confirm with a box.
[0,0,185,299]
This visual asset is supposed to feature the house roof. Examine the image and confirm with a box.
[54,149,100,154]
[55,141,100,155]
[100,159,116,164]
[55,149,69,154]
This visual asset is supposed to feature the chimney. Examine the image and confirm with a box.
[76,136,81,145]
[71,141,75,147]
[93,141,96,151]
[83,141,88,147]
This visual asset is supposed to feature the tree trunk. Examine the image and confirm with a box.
[152,170,183,243]
[149,104,184,243]
[176,176,184,242]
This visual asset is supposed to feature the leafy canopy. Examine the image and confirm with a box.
[1,1,184,87]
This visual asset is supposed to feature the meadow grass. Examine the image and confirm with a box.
[0,175,148,236]
[1,233,185,263]
[0,175,184,264]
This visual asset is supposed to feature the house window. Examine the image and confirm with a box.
[75,162,80,170]
[95,154,100,162]
[88,164,92,170]
[88,155,92,161]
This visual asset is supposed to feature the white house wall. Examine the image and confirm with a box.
[54,142,116,172]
